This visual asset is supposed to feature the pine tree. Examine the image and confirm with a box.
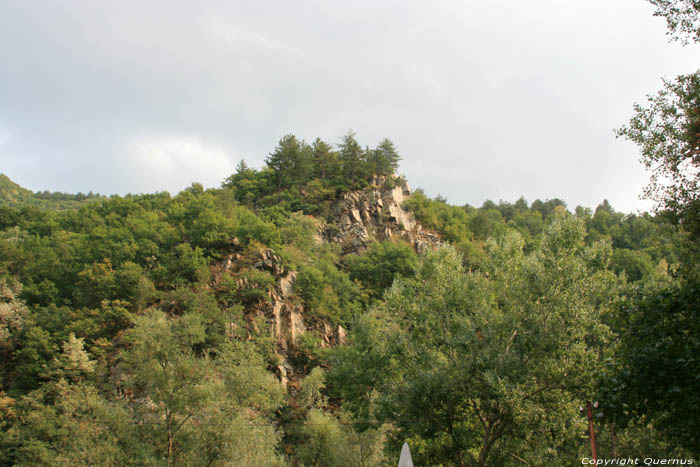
[310,138,338,181]
[338,130,369,187]
[265,135,311,189]
[370,138,401,176]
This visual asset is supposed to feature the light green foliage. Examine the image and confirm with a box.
[216,339,286,411]
[4,379,131,467]
[403,190,471,240]
[402,190,486,267]
[4,312,286,466]
[121,310,285,466]
[232,205,281,249]
[293,368,388,467]
[300,367,326,409]
[297,409,388,467]
[0,173,100,210]
[53,333,95,380]
[277,212,318,259]
[0,279,26,350]
[331,218,618,465]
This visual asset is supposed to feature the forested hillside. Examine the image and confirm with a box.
[0,174,104,211]
[0,129,697,466]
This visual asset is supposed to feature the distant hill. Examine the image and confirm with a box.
[0,173,36,206]
[0,173,103,210]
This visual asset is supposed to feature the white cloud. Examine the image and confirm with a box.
[124,134,236,194]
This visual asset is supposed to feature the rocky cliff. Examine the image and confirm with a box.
[324,176,440,255]
[213,176,440,386]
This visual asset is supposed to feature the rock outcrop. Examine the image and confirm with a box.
[212,177,440,386]
[325,176,440,254]
[213,247,347,386]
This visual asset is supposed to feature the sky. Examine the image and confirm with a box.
[1,0,699,213]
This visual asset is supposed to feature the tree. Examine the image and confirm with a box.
[345,240,417,301]
[122,310,285,466]
[367,138,401,177]
[297,409,388,467]
[648,0,700,44]
[607,1,700,456]
[294,368,389,467]
[604,278,700,455]
[265,134,312,190]
[0,279,27,351]
[616,1,700,238]
[331,218,617,466]
[616,71,700,237]
[310,138,338,181]
[337,131,369,187]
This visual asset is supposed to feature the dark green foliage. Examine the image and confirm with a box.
[530,197,567,219]
[0,130,696,463]
[265,134,313,190]
[337,131,369,188]
[310,138,338,181]
[611,248,655,282]
[605,277,700,455]
[607,4,700,458]
[235,268,276,306]
[345,240,417,300]
[223,132,402,220]
[9,326,56,393]
[367,138,401,177]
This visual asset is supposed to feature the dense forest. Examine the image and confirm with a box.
[0,126,697,466]
[2,2,700,465]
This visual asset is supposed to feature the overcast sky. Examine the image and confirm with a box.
[1,1,699,212]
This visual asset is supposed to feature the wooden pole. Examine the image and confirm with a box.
[586,401,598,463]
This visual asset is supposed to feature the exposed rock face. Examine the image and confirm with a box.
[214,248,299,385]
[271,271,304,353]
[268,270,305,386]
[212,177,440,386]
[325,176,440,254]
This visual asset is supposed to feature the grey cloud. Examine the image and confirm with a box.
[1,0,697,211]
